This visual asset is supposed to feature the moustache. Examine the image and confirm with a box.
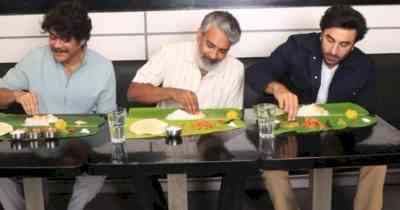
[202,56,219,65]
[325,53,339,59]
[51,47,68,54]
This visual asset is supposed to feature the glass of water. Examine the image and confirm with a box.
[107,107,128,163]
[255,103,277,139]
[107,107,127,143]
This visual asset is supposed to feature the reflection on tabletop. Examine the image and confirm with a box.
[0,137,91,168]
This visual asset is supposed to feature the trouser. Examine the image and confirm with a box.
[0,178,25,210]
[0,175,105,210]
[262,165,387,210]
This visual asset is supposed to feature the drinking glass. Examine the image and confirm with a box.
[107,107,127,143]
[107,107,128,163]
[255,103,277,139]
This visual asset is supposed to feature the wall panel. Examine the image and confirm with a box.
[0,5,399,63]
[90,12,145,35]
[0,38,47,63]
[147,34,195,56]
[88,36,146,61]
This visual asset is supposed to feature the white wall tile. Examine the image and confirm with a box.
[0,15,44,37]
[147,34,196,57]
[146,5,400,34]
[230,31,313,58]
[90,12,145,34]
[0,35,145,63]
[234,5,400,31]
[88,35,146,60]
[230,7,324,31]
[0,38,48,63]
[357,29,400,54]
[146,8,322,33]
[146,10,211,33]
[0,12,145,38]
[355,5,400,28]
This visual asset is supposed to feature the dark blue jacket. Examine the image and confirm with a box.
[246,32,377,113]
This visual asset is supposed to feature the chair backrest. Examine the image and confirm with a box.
[1,54,399,128]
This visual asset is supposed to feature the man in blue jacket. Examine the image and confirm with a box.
[246,5,385,210]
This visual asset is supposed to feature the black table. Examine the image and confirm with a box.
[4,109,399,210]
[243,108,400,210]
[0,136,91,210]
[87,124,259,210]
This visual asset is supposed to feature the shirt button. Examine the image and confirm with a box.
[312,56,317,60]
[314,75,318,79]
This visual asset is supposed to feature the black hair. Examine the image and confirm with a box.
[41,1,92,42]
[320,5,367,42]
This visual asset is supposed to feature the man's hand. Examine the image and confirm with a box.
[266,82,298,121]
[167,88,199,114]
[13,91,39,115]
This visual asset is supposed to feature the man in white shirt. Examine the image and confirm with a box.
[128,11,244,111]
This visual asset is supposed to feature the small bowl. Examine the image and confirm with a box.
[28,128,41,139]
[10,129,27,140]
[165,126,183,146]
[44,127,57,139]
[166,126,182,137]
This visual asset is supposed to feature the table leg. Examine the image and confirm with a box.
[311,168,333,210]
[218,173,246,210]
[132,174,157,210]
[22,178,45,210]
[167,173,188,210]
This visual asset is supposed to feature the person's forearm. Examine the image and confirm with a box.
[0,88,18,107]
[127,83,172,104]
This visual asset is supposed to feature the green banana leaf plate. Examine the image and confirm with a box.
[273,102,377,136]
[0,113,105,140]
[126,107,245,139]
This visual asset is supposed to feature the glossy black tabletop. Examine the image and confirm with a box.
[242,109,400,170]
[0,136,90,177]
[87,125,260,177]
[2,109,399,177]
[86,109,400,177]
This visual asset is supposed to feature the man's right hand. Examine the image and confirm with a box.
[167,88,199,114]
[266,82,298,121]
[13,91,39,115]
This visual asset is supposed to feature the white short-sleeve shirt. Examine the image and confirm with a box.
[132,41,244,109]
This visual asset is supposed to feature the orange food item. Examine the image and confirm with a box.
[191,120,214,130]
[303,118,326,129]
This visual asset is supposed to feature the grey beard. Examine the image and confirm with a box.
[196,54,219,72]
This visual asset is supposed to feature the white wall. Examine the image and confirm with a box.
[0,5,399,63]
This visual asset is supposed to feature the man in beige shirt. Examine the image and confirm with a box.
[128,11,244,111]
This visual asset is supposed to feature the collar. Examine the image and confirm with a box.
[52,47,88,74]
